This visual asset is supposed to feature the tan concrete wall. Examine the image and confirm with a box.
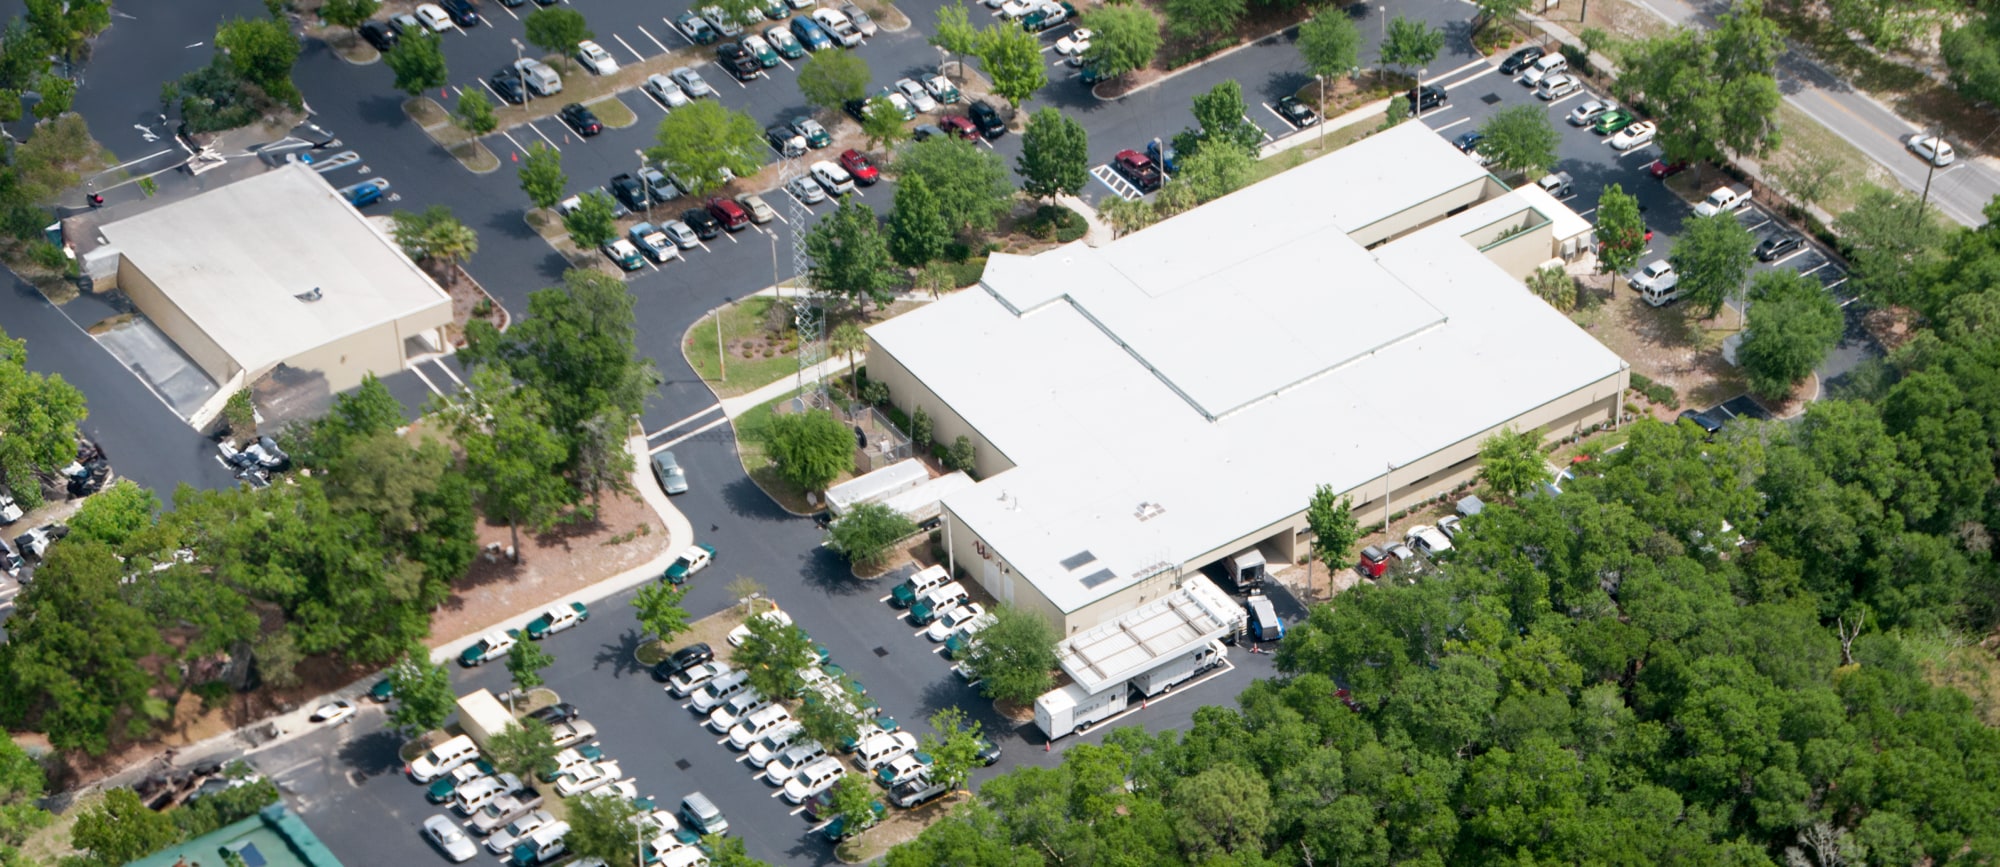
[1477,220,1558,280]
[280,327,406,394]
[1349,178,1491,248]
[865,338,1016,479]
[118,260,237,383]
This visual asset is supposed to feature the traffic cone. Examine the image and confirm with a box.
[1043,741,1049,752]
[512,151,519,162]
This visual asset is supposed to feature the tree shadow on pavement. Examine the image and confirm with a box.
[337,729,407,780]
[592,626,647,679]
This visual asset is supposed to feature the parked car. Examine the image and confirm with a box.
[737,193,777,224]
[968,100,1006,137]
[1590,107,1636,135]
[602,237,643,271]
[787,175,828,204]
[664,543,716,584]
[359,21,399,52]
[414,3,453,32]
[895,77,939,113]
[790,16,833,51]
[1453,130,1483,153]
[1499,44,1546,75]
[718,43,760,81]
[839,2,877,35]
[1646,158,1689,179]
[424,814,479,862]
[1536,73,1582,100]
[668,661,733,698]
[938,114,979,139]
[525,602,589,639]
[528,702,581,725]
[1608,121,1657,151]
[1755,231,1804,262]
[1406,525,1453,557]
[810,160,855,195]
[1274,95,1318,127]
[489,71,526,104]
[1438,515,1464,541]
[838,149,879,185]
[681,10,724,43]
[575,40,618,75]
[727,608,793,646]
[1112,149,1161,192]
[671,66,716,99]
[743,34,781,67]
[767,124,808,157]
[661,219,700,249]
[766,26,805,58]
[1907,133,1955,167]
[1629,260,1679,294]
[1408,84,1446,112]
[652,642,716,682]
[458,630,519,667]
[705,197,750,231]
[639,168,678,203]
[1678,409,1724,438]
[558,103,602,136]
[645,74,691,108]
[440,0,478,26]
[683,207,722,239]
[608,173,648,211]
[811,7,862,46]
[1020,1,1072,31]
[923,73,961,104]
[1519,52,1567,86]
[791,116,832,148]
[1567,98,1613,126]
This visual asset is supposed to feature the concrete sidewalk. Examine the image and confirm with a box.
[717,356,854,418]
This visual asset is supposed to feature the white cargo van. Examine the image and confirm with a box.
[407,735,480,783]
[689,670,751,713]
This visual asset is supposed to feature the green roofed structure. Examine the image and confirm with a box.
[126,803,342,867]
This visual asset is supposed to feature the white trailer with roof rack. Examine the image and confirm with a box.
[1032,576,1242,740]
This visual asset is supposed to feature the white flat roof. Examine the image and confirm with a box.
[1055,576,1238,694]
[826,458,929,514]
[872,123,1624,614]
[97,162,450,377]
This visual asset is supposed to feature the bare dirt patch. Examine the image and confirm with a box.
[1569,274,1747,416]
[428,489,672,646]
[838,790,972,862]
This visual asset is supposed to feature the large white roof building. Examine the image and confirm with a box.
[866,122,1627,632]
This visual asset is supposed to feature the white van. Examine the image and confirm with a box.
[852,731,917,772]
[407,735,480,783]
[689,670,751,713]
[1520,53,1567,86]
[781,756,847,804]
[513,58,563,96]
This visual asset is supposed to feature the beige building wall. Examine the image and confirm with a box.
[119,260,237,384]
[865,339,1016,479]
[942,505,1189,635]
[1348,178,1492,248]
[1472,217,1558,280]
[278,328,407,394]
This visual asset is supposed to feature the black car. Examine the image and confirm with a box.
[1274,96,1318,128]
[489,71,526,105]
[683,207,722,239]
[559,103,602,136]
[1755,232,1805,262]
[718,43,760,82]
[359,21,398,52]
[1677,409,1724,438]
[842,98,870,123]
[974,737,1002,766]
[527,702,580,725]
[651,642,716,682]
[498,0,525,6]
[609,174,649,211]
[1408,84,1447,111]
[535,0,560,5]
[766,123,805,156]
[1500,44,1546,75]
[968,100,1005,138]
[441,0,480,27]
[1453,130,1484,153]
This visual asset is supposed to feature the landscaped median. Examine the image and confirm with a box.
[402,95,502,173]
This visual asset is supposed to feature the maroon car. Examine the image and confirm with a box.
[1112,149,1160,193]
[838,148,879,185]
[705,197,750,231]
[1647,158,1689,179]
[938,115,978,139]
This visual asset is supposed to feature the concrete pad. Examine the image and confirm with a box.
[92,315,220,420]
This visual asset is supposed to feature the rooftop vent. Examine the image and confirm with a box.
[1134,502,1165,522]
[294,286,323,302]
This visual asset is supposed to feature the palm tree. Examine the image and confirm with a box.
[831,322,866,399]
[422,217,479,285]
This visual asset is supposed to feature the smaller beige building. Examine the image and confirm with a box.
[91,162,451,420]
[865,122,1627,635]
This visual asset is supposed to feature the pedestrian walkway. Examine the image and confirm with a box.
[717,356,852,418]
[1258,96,1393,160]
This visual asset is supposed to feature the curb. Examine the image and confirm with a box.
[1091,23,1297,102]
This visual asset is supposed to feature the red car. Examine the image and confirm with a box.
[1647,159,1689,179]
[705,197,750,231]
[839,149,879,185]
[1357,545,1388,579]
[937,115,978,140]
[1112,149,1160,193]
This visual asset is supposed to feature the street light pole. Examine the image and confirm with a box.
[715,298,729,382]
[636,149,653,220]
[1414,68,1427,120]
[1915,126,1940,226]
[512,39,529,107]
[1316,74,1327,147]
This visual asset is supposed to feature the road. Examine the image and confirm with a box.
[1618,0,1997,227]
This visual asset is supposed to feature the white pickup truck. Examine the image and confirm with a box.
[1692,185,1751,218]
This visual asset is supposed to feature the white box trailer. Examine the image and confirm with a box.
[824,458,929,518]
[877,471,974,528]
[456,688,516,750]
[1034,682,1129,740]
[1130,640,1226,697]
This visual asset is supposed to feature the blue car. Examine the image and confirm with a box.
[790,16,832,51]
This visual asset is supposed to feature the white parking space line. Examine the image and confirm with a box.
[1544,91,1587,107]
[931,645,947,655]
[1576,207,1597,218]
[1432,57,1487,81]
[782,190,814,209]
[479,15,494,29]
[770,210,789,226]
[695,237,713,252]
[649,416,730,453]
[717,63,750,87]
[409,364,444,397]
[1744,218,1772,232]
[1431,117,1469,133]
[721,228,740,243]
[1796,261,1829,276]
[1437,65,1496,90]
[876,593,894,603]
[526,122,562,150]
[1772,248,1811,267]
[715,736,731,746]
[637,24,671,53]
[770,789,786,799]
[613,33,648,63]
[1259,102,1288,125]
[779,57,796,71]
[1242,113,1274,141]
[497,3,519,20]
[499,130,528,154]
[477,77,506,103]
[435,360,466,389]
